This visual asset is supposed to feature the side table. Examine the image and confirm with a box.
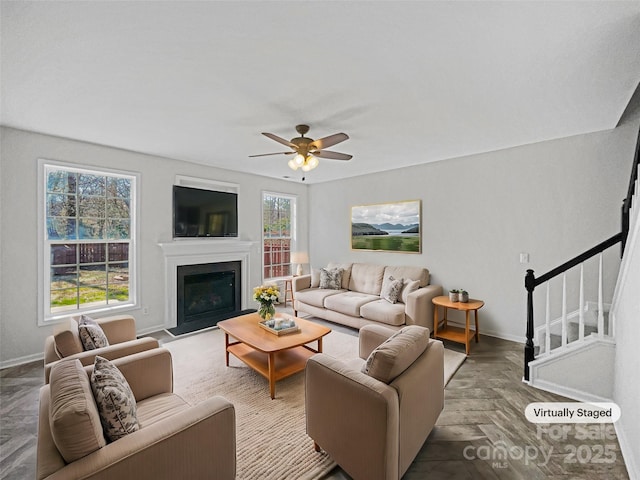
[432,295,484,354]
[283,277,294,308]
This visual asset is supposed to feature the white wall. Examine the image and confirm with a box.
[308,123,637,342]
[0,127,309,366]
[612,161,640,479]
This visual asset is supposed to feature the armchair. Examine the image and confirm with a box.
[44,314,159,383]
[305,324,444,480]
[37,348,236,480]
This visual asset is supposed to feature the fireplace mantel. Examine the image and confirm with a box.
[158,239,256,328]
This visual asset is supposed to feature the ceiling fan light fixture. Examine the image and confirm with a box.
[294,153,305,166]
[307,155,319,169]
[252,125,351,177]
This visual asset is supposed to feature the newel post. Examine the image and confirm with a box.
[524,269,536,381]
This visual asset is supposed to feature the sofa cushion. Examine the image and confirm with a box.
[295,288,345,309]
[324,291,380,317]
[90,356,140,442]
[383,265,430,287]
[360,299,406,326]
[53,318,84,358]
[49,359,106,463]
[327,262,353,289]
[400,279,421,304]
[380,275,404,304]
[136,392,190,428]
[78,322,110,350]
[361,325,430,383]
[349,263,386,295]
[319,267,343,290]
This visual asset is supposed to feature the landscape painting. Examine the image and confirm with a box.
[351,200,421,253]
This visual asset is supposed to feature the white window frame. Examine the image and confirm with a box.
[261,191,297,282]
[37,159,140,325]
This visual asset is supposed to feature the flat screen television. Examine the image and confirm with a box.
[173,185,238,238]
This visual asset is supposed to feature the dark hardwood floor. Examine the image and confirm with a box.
[0,318,630,479]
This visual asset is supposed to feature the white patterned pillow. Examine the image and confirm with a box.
[90,356,140,442]
[319,267,343,290]
[381,275,404,304]
[79,322,109,350]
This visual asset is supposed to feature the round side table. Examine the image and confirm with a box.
[432,295,484,354]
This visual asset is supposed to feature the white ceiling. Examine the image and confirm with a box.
[2,1,639,184]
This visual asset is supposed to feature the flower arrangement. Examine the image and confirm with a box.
[253,284,280,320]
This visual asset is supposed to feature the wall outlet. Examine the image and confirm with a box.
[519,253,530,264]
[142,306,150,315]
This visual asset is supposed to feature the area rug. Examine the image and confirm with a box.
[163,327,466,480]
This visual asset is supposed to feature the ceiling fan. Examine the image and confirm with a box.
[249,124,352,173]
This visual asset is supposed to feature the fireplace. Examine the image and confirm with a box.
[177,261,241,331]
[158,239,256,335]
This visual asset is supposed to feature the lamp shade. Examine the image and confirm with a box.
[290,252,309,264]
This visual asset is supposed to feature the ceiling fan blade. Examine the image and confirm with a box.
[313,150,352,161]
[309,133,349,151]
[262,132,296,148]
[249,151,295,157]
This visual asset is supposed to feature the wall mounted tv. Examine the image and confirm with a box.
[173,185,238,238]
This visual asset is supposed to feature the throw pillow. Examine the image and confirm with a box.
[361,325,430,383]
[77,314,99,326]
[90,356,140,442]
[319,267,343,290]
[400,279,421,304]
[311,268,321,288]
[380,275,404,304]
[49,359,106,463]
[79,323,110,351]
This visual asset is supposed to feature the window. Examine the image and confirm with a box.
[39,161,138,323]
[262,192,296,280]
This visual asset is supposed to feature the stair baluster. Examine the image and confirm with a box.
[561,273,568,347]
[545,284,551,355]
[578,264,585,341]
[598,253,605,337]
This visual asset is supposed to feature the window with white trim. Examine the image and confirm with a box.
[262,192,296,280]
[40,162,138,322]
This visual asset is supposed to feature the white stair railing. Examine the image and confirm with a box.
[536,252,612,357]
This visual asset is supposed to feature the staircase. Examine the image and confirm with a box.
[534,301,611,355]
[523,126,639,402]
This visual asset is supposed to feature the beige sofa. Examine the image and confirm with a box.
[37,348,236,480]
[306,324,444,480]
[44,314,159,383]
[293,262,442,331]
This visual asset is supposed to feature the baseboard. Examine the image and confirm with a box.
[528,377,613,403]
[137,323,168,336]
[444,320,525,344]
[615,422,640,480]
[0,352,43,370]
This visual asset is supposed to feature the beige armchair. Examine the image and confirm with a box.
[37,348,236,480]
[44,314,159,383]
[305,324,444,480]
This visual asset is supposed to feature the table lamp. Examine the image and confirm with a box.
[290,252,309,276]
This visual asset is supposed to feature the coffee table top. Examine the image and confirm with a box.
[217,313,331,353]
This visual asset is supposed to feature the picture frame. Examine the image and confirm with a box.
[351,199,421,253]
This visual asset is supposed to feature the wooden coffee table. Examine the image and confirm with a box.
[217,313,331,399]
